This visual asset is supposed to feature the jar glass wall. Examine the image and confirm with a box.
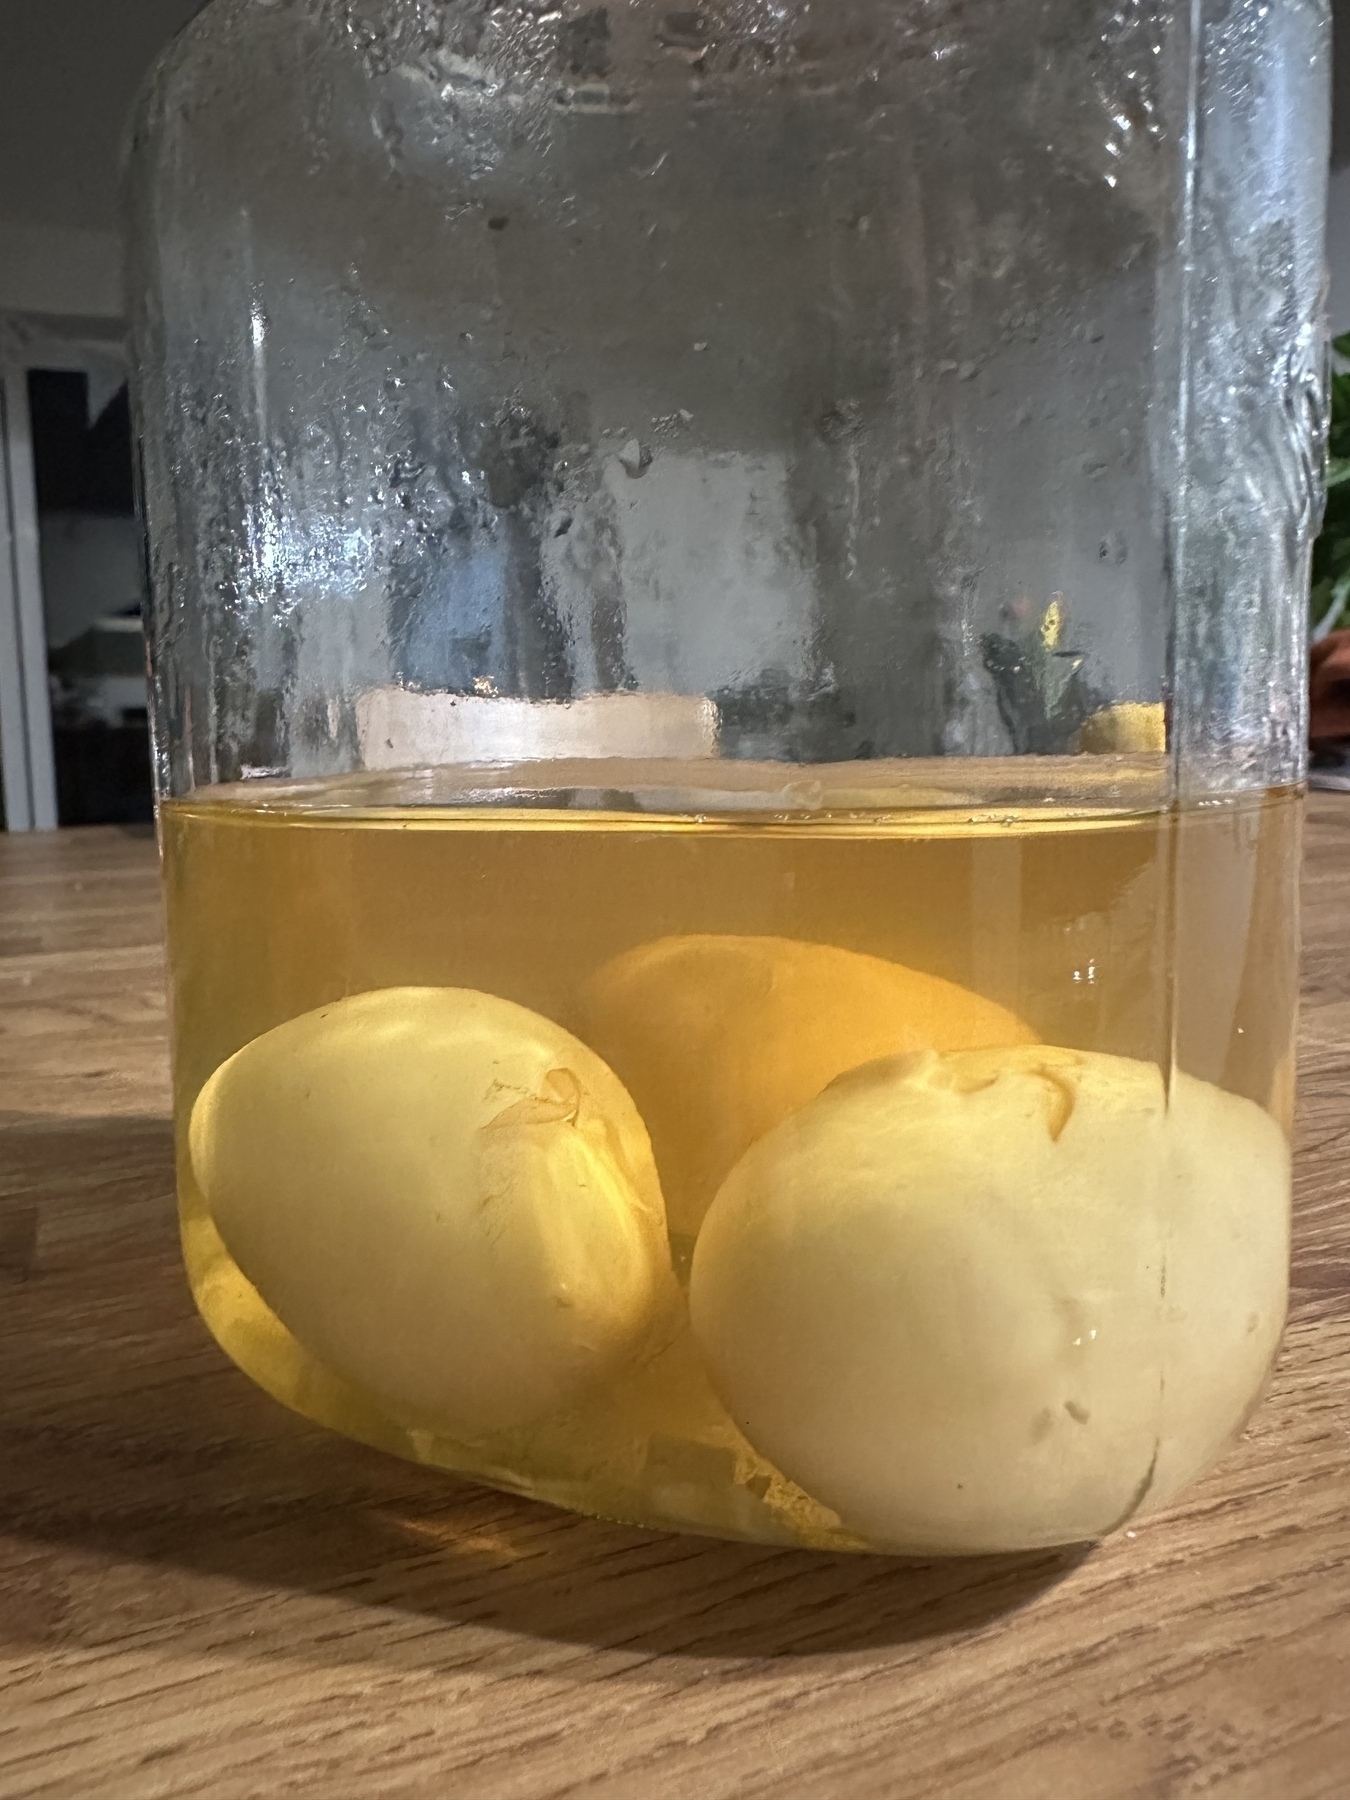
[129,0,1328,1552]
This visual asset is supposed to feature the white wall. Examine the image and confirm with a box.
[0,0,205,318]
[0,223,123,320]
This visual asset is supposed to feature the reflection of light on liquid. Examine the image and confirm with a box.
[1072,959,1099,986]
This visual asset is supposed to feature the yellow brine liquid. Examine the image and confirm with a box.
[161,763,1299,1554]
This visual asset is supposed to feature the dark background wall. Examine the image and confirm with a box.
[1335,0,1350,170]
[0,1,1347,318]
[0,0,206,233]
[0,0,205,315]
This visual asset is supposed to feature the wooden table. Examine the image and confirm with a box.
[1,802,1347,1800]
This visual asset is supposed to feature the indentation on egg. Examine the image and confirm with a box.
[482,1066,584,1131]
[1032,1066,1078,1141]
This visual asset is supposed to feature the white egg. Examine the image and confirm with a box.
[190,987,674,1439]
[689,1046,1288,1552]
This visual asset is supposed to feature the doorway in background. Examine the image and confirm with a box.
[0,318,152,829]
[31,368,153,825]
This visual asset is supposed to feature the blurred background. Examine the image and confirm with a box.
[0,2,202,830]
[3,0,1350,830]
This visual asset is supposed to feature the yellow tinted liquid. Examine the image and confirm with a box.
[161,776,1299,1549]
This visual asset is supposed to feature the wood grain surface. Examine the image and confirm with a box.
[1,803,1347,1800]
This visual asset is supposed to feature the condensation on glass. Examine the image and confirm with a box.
[128,0,1329,1554]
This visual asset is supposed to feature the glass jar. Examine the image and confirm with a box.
[129,0,1328,1554]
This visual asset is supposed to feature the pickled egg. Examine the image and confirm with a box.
[689,1046,1288,1552]
[583,934,1034,1237]
[190,987,673,1439]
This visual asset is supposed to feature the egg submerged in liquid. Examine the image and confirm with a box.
[689,1045,1289,1552]
[189,986,675,1441]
